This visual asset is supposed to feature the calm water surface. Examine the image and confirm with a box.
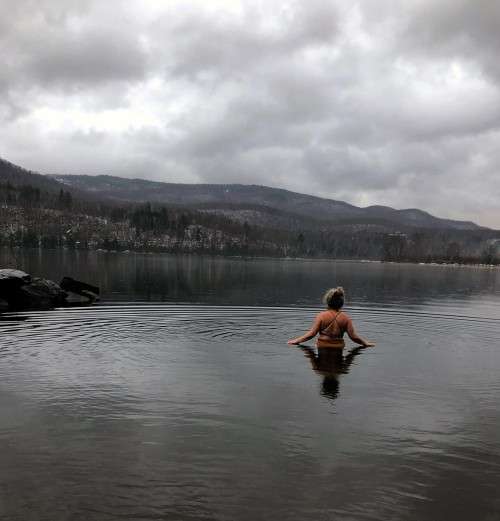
[1,250,500,520]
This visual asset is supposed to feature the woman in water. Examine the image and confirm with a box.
[287,287,375,348]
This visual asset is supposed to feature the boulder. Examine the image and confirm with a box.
[9,278,68,309]
[0,269,32,309]
[0,269,32,291]
[0,269,98,310]
[60,277,99,302]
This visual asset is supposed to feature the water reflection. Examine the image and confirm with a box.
[300,346,366,400]
[2,249,499,312]
[1,252,500,521]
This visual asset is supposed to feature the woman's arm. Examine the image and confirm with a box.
[346,318,375,347]
[287,315,322,345]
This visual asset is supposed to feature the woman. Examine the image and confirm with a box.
[287,287,374,348]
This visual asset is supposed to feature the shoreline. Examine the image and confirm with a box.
[2,246,499,269]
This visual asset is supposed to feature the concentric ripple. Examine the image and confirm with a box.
[1,302,500,521]
[2,302,500,348]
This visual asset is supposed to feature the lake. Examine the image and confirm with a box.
[1,250,500,520]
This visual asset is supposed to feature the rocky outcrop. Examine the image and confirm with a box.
[0,269,32,290]
[60,277,100,302]
[0,269,99,310]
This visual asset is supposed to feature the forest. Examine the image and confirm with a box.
[0,172,499,264]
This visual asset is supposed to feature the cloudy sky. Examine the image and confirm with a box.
[1,0,499,227]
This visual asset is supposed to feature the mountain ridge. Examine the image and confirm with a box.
[53,173,482,231]
[0,157,484,231]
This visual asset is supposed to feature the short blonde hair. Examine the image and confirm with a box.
[323,287,345,309]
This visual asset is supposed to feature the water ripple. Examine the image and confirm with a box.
[2,303,499,348]
[2,302,500,520]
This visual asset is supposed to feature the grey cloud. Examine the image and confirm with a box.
[401,0,500,81]
[154,0,339,79]
[173,85,328,160]
[0,0,148,104]
[1,0,500,227]
[27,29,147,88]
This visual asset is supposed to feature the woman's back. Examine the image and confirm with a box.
[316,309,351,348]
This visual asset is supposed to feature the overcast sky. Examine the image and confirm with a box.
[1,0,499,227]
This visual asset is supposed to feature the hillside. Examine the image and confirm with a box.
[1,157,498,263]
[0,157,481,232]
[0,157,103,207]
[1,157,67,193]
[54,174,481,231]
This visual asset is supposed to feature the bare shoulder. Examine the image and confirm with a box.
[339,311,352,322]
[317,310,336,321]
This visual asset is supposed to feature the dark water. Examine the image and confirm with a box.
[1,250,500,520]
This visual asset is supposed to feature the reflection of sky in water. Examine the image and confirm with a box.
[1,252,500,520]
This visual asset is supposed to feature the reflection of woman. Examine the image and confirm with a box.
[301,345,365,400]
[287,287,374,348]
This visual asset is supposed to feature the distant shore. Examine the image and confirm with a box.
[2,246,498,270]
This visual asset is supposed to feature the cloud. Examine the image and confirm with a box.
[1,0,500,227]
[150,0,338,78]
[402,0,500,81]
[27,29,147,88]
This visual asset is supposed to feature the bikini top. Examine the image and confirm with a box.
[320,310,345,339]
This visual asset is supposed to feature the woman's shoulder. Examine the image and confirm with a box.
[339,311,352,322]
[318,309,351,320]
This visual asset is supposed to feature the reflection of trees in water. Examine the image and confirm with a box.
[2,249,499,306]
[301,346,365,401]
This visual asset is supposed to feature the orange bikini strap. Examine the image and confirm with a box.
[323,310,342,333]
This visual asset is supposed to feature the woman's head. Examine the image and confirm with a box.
[323,287,345,310]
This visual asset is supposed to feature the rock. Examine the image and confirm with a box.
[0,269,32,309]
[0,269,32,290]
[60,277,100,302]
[2,277,67,310]
[0,269,98,310]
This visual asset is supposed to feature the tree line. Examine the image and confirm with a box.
[0,181,499,264]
